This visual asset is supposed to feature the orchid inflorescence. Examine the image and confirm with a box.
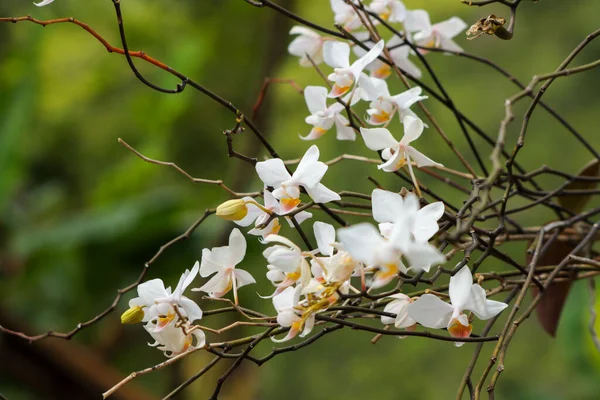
[16,0,600,398]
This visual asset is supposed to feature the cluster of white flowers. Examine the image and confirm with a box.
[95,0,506,354]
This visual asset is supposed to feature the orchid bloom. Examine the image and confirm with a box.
[354,35,422,79]
[34,0,55,6]
[361,115,442,172]
[405,10,467,52]
[127,262,202,331]
[236,190,312,239]
[323,40,385,98]
[360,77,427,126]
[407,266,508,346]
[263,234,312,296]
[288,26,326,67]
[369,0,406,23]
[302,86,356,141]
[337,223,406,288]
[145,321,205,357]
[381,294,416,330]
[192,228,255,304]
[310,221,357,286]
[272,286,316,342]
[330,0,362,31]
[255,145,340,213]
[372,189,444,243]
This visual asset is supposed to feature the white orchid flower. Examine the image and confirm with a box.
[263,234,312,296]
[302,86,356,141]
[255,145,341,214]
[361,115,442,172]
[236,190,312,239]
[405,10,467,52]
[359,77,427,126]
[34,0,55,6]
[407,266,508,346]
[323,40,385,98]
[368,0,406,23]
[381,293,416,330]
[337,223,406,288]
[288,26,326,67]
[272,286,315,342]
[311,222,357,285]
[330,0,362,31]
[192,228,255,305]
[128,262,202,331]
[372,189,444,243]
[354,35,422,80]
[145,321,205,357]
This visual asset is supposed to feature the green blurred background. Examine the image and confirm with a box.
[1,0,599,399]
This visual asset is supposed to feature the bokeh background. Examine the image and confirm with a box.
[1,0,599,399]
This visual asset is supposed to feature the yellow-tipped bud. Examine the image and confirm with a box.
[216,199,248,221]
[121,305,145,324]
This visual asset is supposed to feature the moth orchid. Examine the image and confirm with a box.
[255,145,340,213]
[192,228,255,305]
[360,77,427,126]
[288,26,326,67]
[323,40,385,98]
[354,35,422,80]
[330,0,362,31]
[126,262,202,331]
[407,266,508,346]
[310,222,358,286]
[405,10,467,53]
[145,321,205,357]
[272,286,315,342]
[302,86,356,141]
[372,189,444,244]
[235,190,312,239]
[369,0,407,23]
[381,293,416,331]
[361,115,442,172]
[263,234,312,296]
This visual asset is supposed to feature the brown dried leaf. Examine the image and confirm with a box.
[557,159,600,214]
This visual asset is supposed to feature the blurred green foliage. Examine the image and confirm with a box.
[0,0,599,399]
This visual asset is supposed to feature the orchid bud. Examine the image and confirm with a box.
[121,305,145,324]
[216,199,248,221]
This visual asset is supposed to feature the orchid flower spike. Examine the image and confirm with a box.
[323,40,385,98]
[192,228,255,305]
[288,26,327,67]
[405,10,467,53]
[354,35,421,80]
[126,262,202,331]
[368,0,407,23]
[235,190,312,239]
[145,321,205,357]
[407,266,508,346]
[359,77,427,126]
[361,115,442,172]
[302,86,356,141]
[330,0,362,31]
[255,145,340,214]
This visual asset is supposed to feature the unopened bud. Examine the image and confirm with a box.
[121,305,145,324]
[216,199,248,221]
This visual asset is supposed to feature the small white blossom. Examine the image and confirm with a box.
[368,0,407,23]
[381,293,416,330]
[193,228,255,304]
[302,86,356,141]
[145,321,205,357]
[255,145,341,213]
[288,26,326,67]
[323,40,385,98]
[408,266,508,346]
[360,77,427,126]
[330,0,362,31]
[361,115,442,172]
[405,10,467,52]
